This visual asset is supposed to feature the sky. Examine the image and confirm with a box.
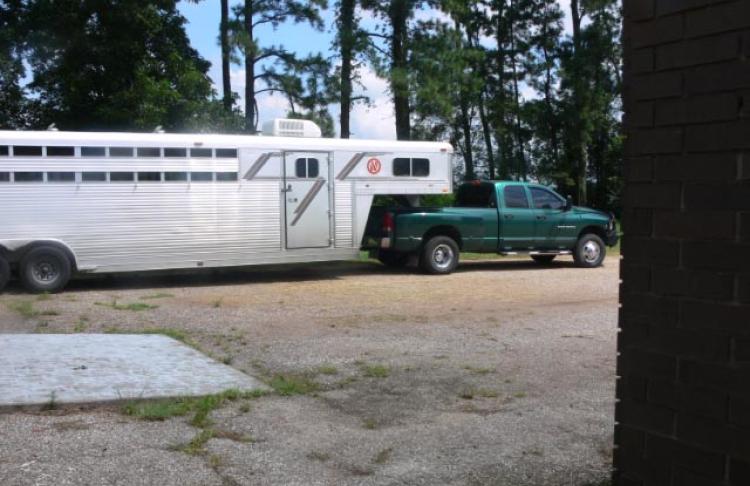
[177,1,574,140]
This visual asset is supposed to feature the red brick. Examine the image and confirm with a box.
[729,395,750,426]
[645,434,726,477]
[650,268,735,301]
[686,120,750,152]
[683,241,750,271]
[632,72,684,101]
[685,1,750,38]
[683,182,750,210]
[677,413,750,457]
[653,153,739,181]
[625,238,682,267]
[739,274,750,304]
[656,0,732,16]
[624,182,682,208]
[685,60,750,95]
[730,458,750,486]
[655,93,740,126]
[632,14,684,48]
[631,48,655,74]
[648,382,728,421]
[736,337,750,361]
[680,360,750,394]
[656,33,741,71]
[622,209,654,236]
[625,0,655,20]
[682,300,750,334]
[653,211,736,239]
[618,348,679,380]
[642,325,730,361]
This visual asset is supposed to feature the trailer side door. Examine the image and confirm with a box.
[283,152,332,249]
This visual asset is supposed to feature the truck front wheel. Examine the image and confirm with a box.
[573,234,606,268]
[420,236,459,275]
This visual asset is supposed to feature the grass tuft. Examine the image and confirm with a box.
[316,364,338,375]
[360,363,390,378]
[139,292,174,300]
[96,299,158,312]
[362,418,377,430]
[122,389,266,424]
[7,300,39,318]
[373,448,393,465]
[267,374,319,396]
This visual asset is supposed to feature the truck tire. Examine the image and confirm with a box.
[0,255,10,292]
[378,250,410,268]
[531,255,556,265]
[420,236,459,275]
[19,246,72,293]
[573,234,606,268]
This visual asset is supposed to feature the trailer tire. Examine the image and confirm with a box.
[378,251,410,268]
[573,234,606,268]
[19,246,72,293]
[0,255,10,292]
[420,236,459,275]
[531,255,556,265]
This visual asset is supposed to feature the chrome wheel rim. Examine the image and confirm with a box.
[582,241,601,264]
[31,260,60,284]
[432,244,455,270]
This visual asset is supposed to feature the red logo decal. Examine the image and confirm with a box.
[367,158,382,175]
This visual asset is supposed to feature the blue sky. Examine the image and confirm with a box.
[177,2,573,140]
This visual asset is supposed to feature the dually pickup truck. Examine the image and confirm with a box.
[365,181,618,274]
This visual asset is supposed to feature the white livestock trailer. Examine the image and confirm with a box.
[0,119,453,292]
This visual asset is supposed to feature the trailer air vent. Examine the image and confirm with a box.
[262,118,322,138]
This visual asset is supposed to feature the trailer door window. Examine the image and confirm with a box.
[82,172,107,182]
[14,172,43,182]
[394,157,430,177]
[81,147,106,157]
[13,146,43,157]
[295,158,319,179]
[47,172,76,183]
[111,172,135,182]
[47,146,74,157]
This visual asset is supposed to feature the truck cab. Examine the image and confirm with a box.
[367,181,618,274]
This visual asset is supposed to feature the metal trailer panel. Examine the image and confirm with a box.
[0,130,453,275]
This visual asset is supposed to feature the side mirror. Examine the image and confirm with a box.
[565,196,573,211]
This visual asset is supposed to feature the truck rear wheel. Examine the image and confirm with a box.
[20,246,72,293]
[0,255,10,292]
[420,236,459,275]
[573,234,606,268]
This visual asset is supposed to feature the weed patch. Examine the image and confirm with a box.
[96,299,158,312]
[267,374,319,396]
[140,292,174,300]
[373,448,393,465]
[122,389,264,424]
[360,363,390,378]
[316,364,338,375]
[7,300,39,318]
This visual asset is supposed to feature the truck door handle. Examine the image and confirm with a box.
[536,215,547,221]
[504,215,514,220]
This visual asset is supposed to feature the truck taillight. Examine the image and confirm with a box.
[382,212,395,234]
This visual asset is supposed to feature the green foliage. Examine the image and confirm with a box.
[267,374,320,396]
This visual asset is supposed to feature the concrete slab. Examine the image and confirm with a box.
[0,334,266,408]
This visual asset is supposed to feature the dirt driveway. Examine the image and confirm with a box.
[0,256,618,486]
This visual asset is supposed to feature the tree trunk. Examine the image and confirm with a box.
[509,0,527,180]
[390,0,411,140]
[494,2,510,180]
[339,0,355,139]
[220,0,232,111]
[571,0,587,204]
[244,0,256,133]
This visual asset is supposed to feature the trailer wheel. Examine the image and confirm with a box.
[531,255,556,265]
[378,251,410,268]
[573,234,606,268]
[420,236,459,275]
[19,246,72,293]
[0,255,10,292]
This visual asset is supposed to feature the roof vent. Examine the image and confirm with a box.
[262,118,322,138]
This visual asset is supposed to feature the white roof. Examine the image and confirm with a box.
[0,130,453,154]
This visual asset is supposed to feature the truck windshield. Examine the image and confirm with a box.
[455,184,497,208]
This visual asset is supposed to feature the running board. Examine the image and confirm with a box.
[498,250,572,256]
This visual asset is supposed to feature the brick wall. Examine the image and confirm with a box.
[617,1,750,485]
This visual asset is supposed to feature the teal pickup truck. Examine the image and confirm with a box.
[365,181,618,274]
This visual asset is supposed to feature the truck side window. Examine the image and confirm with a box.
[504,186,529,209]
[530,187,564,210]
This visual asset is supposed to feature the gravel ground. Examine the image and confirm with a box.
[0,256,619,486]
